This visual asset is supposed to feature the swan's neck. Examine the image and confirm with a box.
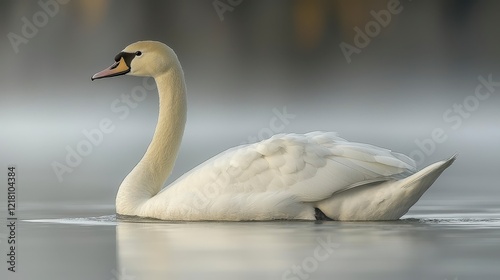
[116,65,187,214]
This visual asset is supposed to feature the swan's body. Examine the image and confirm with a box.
[92,41,455,221]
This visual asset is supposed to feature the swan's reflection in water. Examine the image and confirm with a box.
[24,213,500,279]
[116,219,297,279]
[115,216,500,280]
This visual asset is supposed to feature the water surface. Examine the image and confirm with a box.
[4,202,500,280]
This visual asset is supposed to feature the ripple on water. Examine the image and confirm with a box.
[23,215,500,228]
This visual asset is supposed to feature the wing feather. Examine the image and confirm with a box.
[163,131,415,214]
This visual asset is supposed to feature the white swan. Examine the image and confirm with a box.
[91,41,455,221]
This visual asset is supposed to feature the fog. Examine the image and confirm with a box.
[1,0,499,209]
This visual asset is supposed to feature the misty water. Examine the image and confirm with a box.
[3,200,498,280]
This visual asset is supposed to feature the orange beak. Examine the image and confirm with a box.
[91,57,130,81]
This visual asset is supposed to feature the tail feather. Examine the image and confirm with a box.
[399,154,457,196]
[316,155,456,221]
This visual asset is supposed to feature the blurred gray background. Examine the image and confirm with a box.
[1,0,499,213]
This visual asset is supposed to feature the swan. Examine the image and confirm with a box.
[91,40,455,221]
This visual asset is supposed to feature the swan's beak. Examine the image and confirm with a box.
[91,57,131,81]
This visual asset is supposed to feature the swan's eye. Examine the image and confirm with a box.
[135,51,142,57]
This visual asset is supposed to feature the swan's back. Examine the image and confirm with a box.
[140,132,417,220]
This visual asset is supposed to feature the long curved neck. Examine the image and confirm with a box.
[116,64,187,214]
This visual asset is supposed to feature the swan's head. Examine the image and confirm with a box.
[91,41,178,80]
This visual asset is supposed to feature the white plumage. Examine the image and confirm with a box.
[92,41,455,221]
